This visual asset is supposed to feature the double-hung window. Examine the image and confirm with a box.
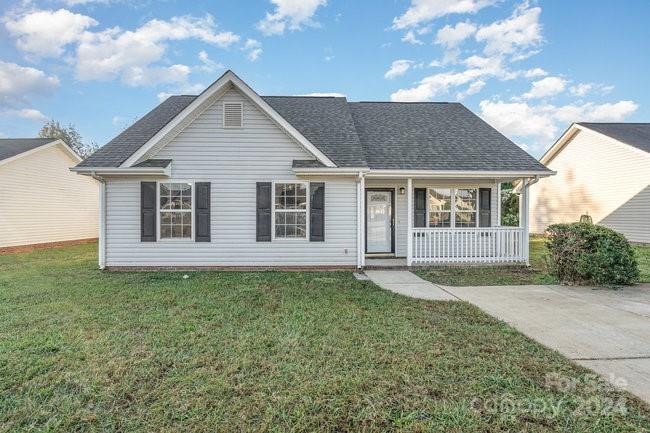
[274,182,308,239]
[454,188,478,227]
[159,182,192,239]
[428,188,452,227]
[427,187,479,228]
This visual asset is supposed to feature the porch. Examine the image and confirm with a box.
[358,175,533,268]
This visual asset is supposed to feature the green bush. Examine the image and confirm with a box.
[545,223,639,286]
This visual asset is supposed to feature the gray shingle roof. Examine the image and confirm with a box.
[262,96,367,167]
[349,102,548,171]
[0,138,55,161]
[78,95,195,167]
[79,94,550,172]
[578,123,650,154]
[292,159,326,168]
[133,159,172,168]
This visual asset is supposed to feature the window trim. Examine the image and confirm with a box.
[426,187,453,228]
[222,101,244,129]
[425,186,479,229]
[271,180,310,241]
[156,180,195,242]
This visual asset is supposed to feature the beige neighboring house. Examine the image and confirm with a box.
[0,138,99,249]
[529,123,650,243]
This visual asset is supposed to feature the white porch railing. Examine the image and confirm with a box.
[411,227,526,264]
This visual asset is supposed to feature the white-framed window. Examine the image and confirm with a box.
[454,188,478,227]
[428,188,452,227]
[426,187,479,228]
[273,181,309,239]
[158,181,193,240]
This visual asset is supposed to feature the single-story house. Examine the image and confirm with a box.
[529,123,650,243]
[0,138,99,249]
[72,70,553,269]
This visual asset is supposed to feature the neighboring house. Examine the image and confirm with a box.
[0,138,99,249]
[72,71,552,269]
[529,123,650,244]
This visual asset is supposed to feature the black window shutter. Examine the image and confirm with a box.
[310,183,325,242]
[414,188,427,227]
[479,187,491,227]
[256,182,272,242]
[141,182,157,242]
[195,182,211,242]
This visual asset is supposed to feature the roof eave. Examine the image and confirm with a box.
[364,169,555,179]
[70,165,171,177]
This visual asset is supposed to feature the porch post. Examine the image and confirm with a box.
[407,178,413,266]
[520,178,530,265]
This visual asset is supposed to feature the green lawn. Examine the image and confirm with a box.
[1,243,649,432]
[417,236,650,287]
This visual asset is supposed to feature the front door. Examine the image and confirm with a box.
[366,190,393,253]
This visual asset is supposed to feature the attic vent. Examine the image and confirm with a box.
[223,102,243,128]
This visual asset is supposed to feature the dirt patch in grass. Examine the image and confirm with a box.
[1,243,649,432]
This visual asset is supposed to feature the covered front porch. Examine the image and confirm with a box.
[357,172,535,268]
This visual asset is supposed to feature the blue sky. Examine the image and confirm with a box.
[1,0,648,157]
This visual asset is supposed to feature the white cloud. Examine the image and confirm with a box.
[0,61,58,123]
[392,0,496,29]
[121,64,191,87]
[391,68,485,101]
[479,99,638,149]
[435,21,476,48]
[384,60,413,79]
[522,76,567,99]
[569,83,591,97]
[390,56,513,101]
[456,80,485,99]
[63,0,110,5]
[401,30,423,45]
[257,0,327,36]
[0,61,59,98]
[243,38,263,61]
[197,50,224,72]
[4,108,48,121]
[475,2,543,59]
[294,92,346,97]
[156,82,206,102]
[569,82,614,97]
[524,67,547,78]
[75,14,239,84]
[4,8,98,57]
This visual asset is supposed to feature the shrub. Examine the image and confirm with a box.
[545,223,639,286]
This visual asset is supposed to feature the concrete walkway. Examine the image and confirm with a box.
[445,284,650,404]
[363,270,650,404]
[364,270,456,301]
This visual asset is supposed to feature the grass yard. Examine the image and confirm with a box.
[417,236,650,287]
[1,243,649,432]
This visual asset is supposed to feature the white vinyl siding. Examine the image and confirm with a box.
[103,88,358,266]
[0,144,99,248]
[530,128,650,243]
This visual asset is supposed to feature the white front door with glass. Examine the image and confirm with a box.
[366,190,393,253]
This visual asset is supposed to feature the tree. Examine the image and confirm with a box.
[38,120,98,159]
[501,182,519,226]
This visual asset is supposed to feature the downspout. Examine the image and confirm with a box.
[357,171,366,269]
[90,171,106,270]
